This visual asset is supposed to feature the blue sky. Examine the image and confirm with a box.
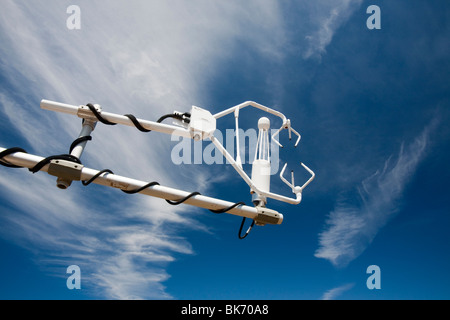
[0,0,449,300]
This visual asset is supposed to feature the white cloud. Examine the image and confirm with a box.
[315,121,435,267]
[0,0,286,299]
[0,167,194,298]
[321,283,354,300]
[302,0,363,59]
[0,0,366,299]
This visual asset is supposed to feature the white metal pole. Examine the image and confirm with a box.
[40,99,193,139]
[55,120,96,189]
[70,121,95,159]
[40,100,79,115]
[213,101,287,123]
[0,147,283,224]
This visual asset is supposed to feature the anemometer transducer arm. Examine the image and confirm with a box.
[0,99,315,239]
[211,101,315,206]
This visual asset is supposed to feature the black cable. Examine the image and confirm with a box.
[166,191,201,205]
[80,171,252,238]
[81,169,160,193]
[2,145,253,239]
[29,154,82,174]
[86,102,191,133]
[0,147,28,168]
[238,217,255,240]
[156,114,176,123]
[158,111,191,124]
[82,169,114,186]
[162,190,253,238]
[121,181,161,194]
[82,169,245,217]
[124,114,151,132]
[0,148,83,173]
[86,103,117,125]
[209,201,246,214]
[69,136,92,153]
[0,132,91,173]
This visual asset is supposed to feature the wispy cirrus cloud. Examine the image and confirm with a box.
[321,283,354,300]
[0,0,286,299]
[0,0,368,299]
[315,120,436,267]
[302,0,363,59]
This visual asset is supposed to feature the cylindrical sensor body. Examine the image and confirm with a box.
[251,159,271,206]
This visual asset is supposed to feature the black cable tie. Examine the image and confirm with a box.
[82,169,114,186]
[238,217,255,240]
[86,103,117,126]
[166,191,201,205]
[69,136,92,153]
[0,147,28,168]
[29,154,82,174]
[209,201,246,214]
[121,181,160,194]
[124,114,151,132]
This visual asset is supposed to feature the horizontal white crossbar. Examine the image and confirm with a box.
[0,147,283,225]
[40,100,192,139]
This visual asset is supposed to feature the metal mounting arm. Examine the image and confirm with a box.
[40,100,194,139]
[0,147,283,226]
[39,99,315,206]
[0,98,317,241]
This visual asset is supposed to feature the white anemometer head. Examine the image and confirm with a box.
[258,117,271,130]
[212,101,315,206]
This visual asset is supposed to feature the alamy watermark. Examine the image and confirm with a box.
[366,265,381,290]
[170,128,280,175]
[367,5,381,30]
[66,265,81,290]
[66,5,81,30]
[66,4,381,31]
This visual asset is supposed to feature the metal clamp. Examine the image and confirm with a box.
[254,206,283,226]
[47,159,84,189]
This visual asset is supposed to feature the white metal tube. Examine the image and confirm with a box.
[271,125,284,148]
[41,99,79,115]
[80,167,260,219]
[213,101,292,150]
[213,101,287,123]
[264,131,269,160]
[0,147,50,170]
[54,122,96,189]
[71,122,95,159]
[299,162,315,191]
[210,136,257,192]
[234,108,242,168]
[40,99,192,139]
[91,111,192,138]
[0,147,282,222]
[290,126,302,147]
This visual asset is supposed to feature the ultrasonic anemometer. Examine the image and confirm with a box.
[0,100,315,239]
